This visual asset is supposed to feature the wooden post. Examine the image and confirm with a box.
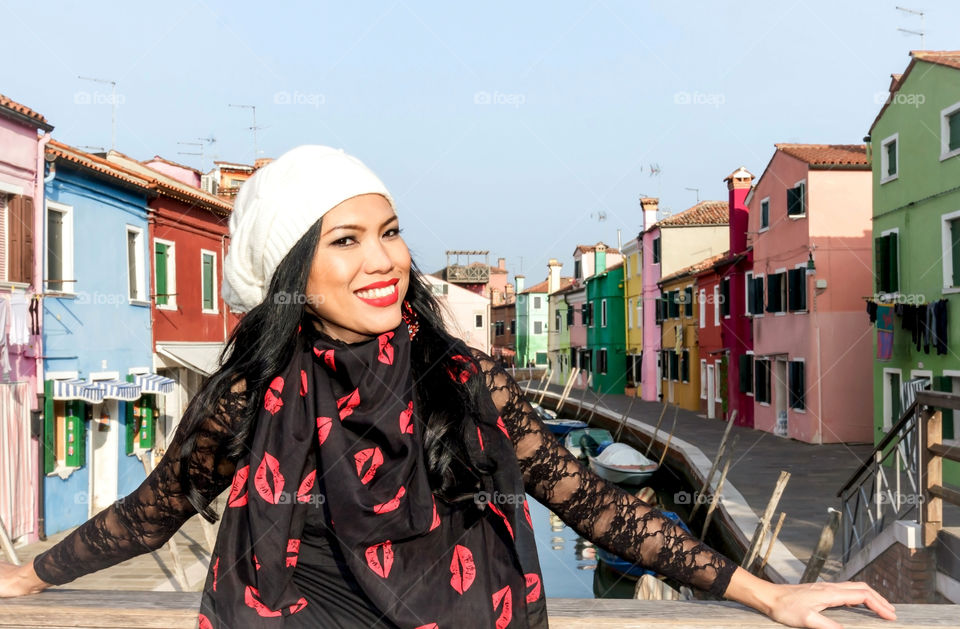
[691,410,738,520]
[759,512,787,574]
[800,508,840,583]
[614,396,637,442]
[0,516,20,566]
[645,400,670,457]
[536,368,552,404]
[574,378,591,420]
[922,407,943,547]
[700,453,731,539]
[557,368,580,414]
[742,471,790,569]
[657,405,679,468]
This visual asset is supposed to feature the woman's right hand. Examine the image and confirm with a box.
[0,559,50,597]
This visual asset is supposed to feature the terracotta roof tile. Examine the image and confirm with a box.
[573,242,621,255]
[910,50,960,71]
[522,277,576,294]
[108,152,233,215]
[656,201,728,227]
[659,252,728,284]
[0,93,52,130]
[145,155,201,174]
[774,144,869,169]
[46,140,152,191]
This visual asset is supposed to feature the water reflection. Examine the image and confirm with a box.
[528,497,596,598]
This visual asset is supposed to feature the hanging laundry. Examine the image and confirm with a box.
[8,293,29,346]
[866,300,878,323]
[877,304,894,361]
[933,299,949,355]
[28,296,39,336]
[924,303,935,354]
[915,304,928,353]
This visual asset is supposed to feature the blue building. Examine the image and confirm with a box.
[42,141,172,534]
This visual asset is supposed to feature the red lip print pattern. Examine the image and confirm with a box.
[488,503,514,539]
[313,347,336,371]
[377,331,395,365]
[430,498,441,531]
[477,426,485,451]
[263,376,284,414]
[198,613,213,629]
[365,541,394,578]
[525,573,542,603]
[211,557,219,591]
[228,465,250,507]
[254,452,285,504]
[399,400,414,434]
[492,585,513,629]
[354,447,384,484]
[373,485,406,514]
[316,416,333,445]
[244,585,307,617]
[337,388,360,420]
[497,416,510,439]
[286,538,301,568]
[449,544,476,594]
[523,499,533,528]
[413,624,439,629]
[445,354,478,384]
[297,470,316,503]
[253,554,261,571]
[299,369,308,396]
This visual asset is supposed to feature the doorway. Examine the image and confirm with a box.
[774,359,788,437]
[89,400,119,515]
[706,364,716,420]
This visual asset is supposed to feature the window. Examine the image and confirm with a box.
[587,302,594,327]
[940,101,960,161]
[652,237,661,264]
[154,239,176,308]
[750,275,765,315]
[627,298,633,329]
[580,349,593,371]
[126,226,145,301]
[42,380,87,473]
[566,306,574,326]
[669,351,680,382]
[739,354,754,395]
[699,289,706,328]
[510,319,515,334]
[720,278,731,317]
[201,250,217,312]
[700,360,707,399]
[581,303,590,326]
[601,299,607,327]
[495,320,504,336]
[45,201,72,292]
[789,361,805,410]
[655,295,664,323]
[680,350,689,382]
[766,272,785,313]
[788,267,807,311]
[941,211,960,291]
[574,259,582,280]
[745,271,754,314]
[534,296,541,309]
[555,310,561,331]
[668,290,680,318]
[754,359,771,403]
[786,181,806,217]
[875,230,899,293]
[475,314,483,328]
[760,198,770,230]
[684,286,693,318]
[598,349,608,374]
[880,134,899,183]
[535,351,547,365]
[430,283,448,296]
[534,321,543,334]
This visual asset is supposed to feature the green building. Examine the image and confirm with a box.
[586,261,626,395]
[515,275,550,367]
[869,50,960,483]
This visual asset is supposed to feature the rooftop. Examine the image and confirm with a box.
[659,252,728,284]
[108,152,233,215]
[774,144,869,169]
[870,51,960,133]
[655,200,729,228]
[0,93,53,131]
[574,242,620,255]
[46,140,152,191]
[522,276,576,294]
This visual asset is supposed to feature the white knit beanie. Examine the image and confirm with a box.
[222,145,394,312]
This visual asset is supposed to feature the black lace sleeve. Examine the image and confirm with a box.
[32,390,248,586]
[476,356,737,598]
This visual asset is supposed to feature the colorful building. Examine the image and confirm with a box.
[693,253,731,419]
[565,283,589,388]
[490,300,516,365]
[422,274,491,354]
[515,274,550,367]
[42,141,162,534]
[657,262,707,411]
[544,260,575,384]
[586,260,625,395]
[868,51,960,481]
[621,235,643,395]
[0,94,52,544]
[747,144,873,443]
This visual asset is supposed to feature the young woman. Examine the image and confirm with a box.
[0,146,895,629]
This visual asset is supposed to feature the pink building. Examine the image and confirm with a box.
[0,94,53,543]
[747,144,873,443]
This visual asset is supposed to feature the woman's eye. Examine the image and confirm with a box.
[384,227,402,238]
[332,236,356,246]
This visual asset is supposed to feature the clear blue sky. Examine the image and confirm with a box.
[2,1,956,278]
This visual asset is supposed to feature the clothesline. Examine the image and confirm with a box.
[866,298,949,359]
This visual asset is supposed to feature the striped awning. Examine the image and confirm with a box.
[133,373,175,394]
[94,379,142,401]
[52,379,104,404]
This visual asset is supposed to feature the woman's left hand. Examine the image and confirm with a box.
[725,567,897,629]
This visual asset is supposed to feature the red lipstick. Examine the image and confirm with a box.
[354,278,400,307]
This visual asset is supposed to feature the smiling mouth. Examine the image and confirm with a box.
[355,284,397,300]
[354,279,400,306]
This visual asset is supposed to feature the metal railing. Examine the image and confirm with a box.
[837,390,960,563]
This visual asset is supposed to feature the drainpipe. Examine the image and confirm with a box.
[221,233,229,343]
[36,132,53,539]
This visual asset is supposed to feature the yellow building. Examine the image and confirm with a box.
[657,269,701,412]
[621,236,643,394]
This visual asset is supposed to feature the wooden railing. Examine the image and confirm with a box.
[0,591,947,628]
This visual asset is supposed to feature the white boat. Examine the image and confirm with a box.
[589,443,658,486]
[564,428,614,458]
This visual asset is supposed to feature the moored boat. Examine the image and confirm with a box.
[588,443,657,486]
[564,428,614,458]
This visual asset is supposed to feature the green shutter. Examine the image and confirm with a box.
[43,380,55,474]
[949,112,960,152]
[887,141,897,177]
[951,219,960,288]
[786,187,799,216]
[202,254,214,310]
[125,400,136,455]
[886,232,898,292]
[874,237,886,292]
[155,243,168,306]
[935,376,955,440]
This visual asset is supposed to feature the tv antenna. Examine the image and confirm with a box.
[78,75,118,151]
[177,136,217,161]
[229,104,265,158]
[896,6,925,48]
[684,187,700,203]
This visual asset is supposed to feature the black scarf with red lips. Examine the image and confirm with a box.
[198,322,548,628]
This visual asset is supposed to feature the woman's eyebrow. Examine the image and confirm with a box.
[323,215,399,236]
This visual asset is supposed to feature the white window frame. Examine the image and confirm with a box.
[744,350,755,398]
[126,225,147,304]
[759,197,770,232]
[601,299,607,327]
[200,249,219,314]
[745,271,754,315]
[46,200,75,295]
[599,348,608,375]
[788,180,807,219]
[792,262,809,314]
[475,313,483,329]
[940,100,960,161]
[698,289,706,328]
[713,285,720,327]
[880,133,899,184]
[773,267,788,316]
[789,357,806,414]
[881,367,902,432]
[756,358,771,406]
[940,210,960,293]
[700,359,707,399]
[753,272,765,318]
[154,238,177,310]
[627,298,633,329]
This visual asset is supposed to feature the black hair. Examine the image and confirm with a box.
[178,218,492,521]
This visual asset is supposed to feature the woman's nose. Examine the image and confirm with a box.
[363,238,393,273]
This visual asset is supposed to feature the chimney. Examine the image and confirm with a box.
[595,243,607,275]
[498,257,506,270]
[641,197,659,231]
[724,167,754,255]
[515,274,525,294]
[547,259,562,294]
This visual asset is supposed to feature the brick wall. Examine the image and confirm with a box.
[851,542,938,603]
